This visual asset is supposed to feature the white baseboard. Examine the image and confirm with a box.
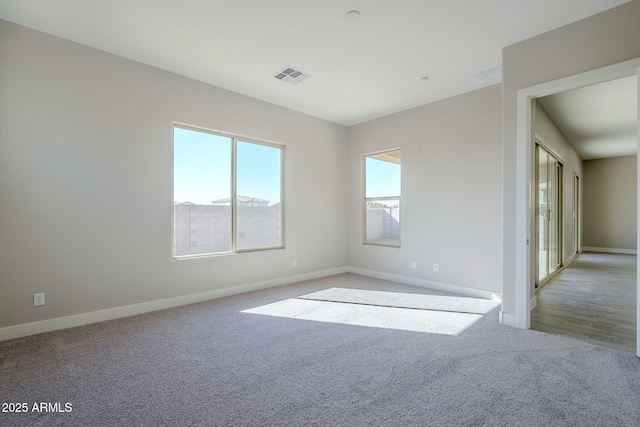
[346,267,502,302]
[1,266,505,342]
[0,266,348,342]
[499,297,537,329]
[499,311,519,328]
[582,247,637,255]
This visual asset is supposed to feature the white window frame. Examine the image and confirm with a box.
[362,148,401,248]
[172,123,285,259]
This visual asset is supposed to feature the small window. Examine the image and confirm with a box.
[173,125,283,258]
[363,149,401,247]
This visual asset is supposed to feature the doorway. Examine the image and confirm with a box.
[513,58,640,357]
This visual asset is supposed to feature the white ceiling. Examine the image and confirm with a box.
[0,0,631,126]
[538,76,637,160]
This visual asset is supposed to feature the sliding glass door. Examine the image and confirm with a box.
[536,144,563,285]
[573,174,580,255]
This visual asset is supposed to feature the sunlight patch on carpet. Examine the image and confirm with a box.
[299,288,500,314]
[241,296,488,335]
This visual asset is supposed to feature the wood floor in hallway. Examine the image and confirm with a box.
[531,252,637,353]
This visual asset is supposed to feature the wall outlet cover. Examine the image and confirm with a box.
[34,293,45,306]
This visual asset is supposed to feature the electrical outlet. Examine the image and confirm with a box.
[433,264,439,272]
[293,259,298,267]
[34,293,45,306]
[411,261,416,269]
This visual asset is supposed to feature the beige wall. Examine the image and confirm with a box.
[0,20,349,329]
[502,1,640,321]
[348,85,503,295]
[583,156,637,251]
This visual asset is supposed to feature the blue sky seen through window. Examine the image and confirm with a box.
[237,141,281,205]
[365,156,401,199]
[173,127,281,205]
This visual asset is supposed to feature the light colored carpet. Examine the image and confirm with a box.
[2,273,640,426]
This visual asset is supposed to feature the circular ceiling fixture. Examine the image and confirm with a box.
[346,10,361,22]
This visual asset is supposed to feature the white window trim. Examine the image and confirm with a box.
[362,148,402,248]
[172,123,285,259]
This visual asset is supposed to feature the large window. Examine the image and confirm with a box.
[173,125,283,257]
[363,149,401,247]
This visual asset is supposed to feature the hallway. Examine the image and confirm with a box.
[531,252,637,353]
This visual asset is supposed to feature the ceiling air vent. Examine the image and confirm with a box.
[468,63,502,84]
[274,67,311,85]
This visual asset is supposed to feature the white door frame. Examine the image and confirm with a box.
[514,58,640,356]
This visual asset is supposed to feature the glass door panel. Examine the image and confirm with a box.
[549,162,559,275]
[536,144,562,285]
[538,147,549,282]
[573,174,580,255]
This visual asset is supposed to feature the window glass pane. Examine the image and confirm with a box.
[235,141,282,250]
[173,127,232,256]
[364,149,401,247]
[365,199,400,246]
[365,151,401,198]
